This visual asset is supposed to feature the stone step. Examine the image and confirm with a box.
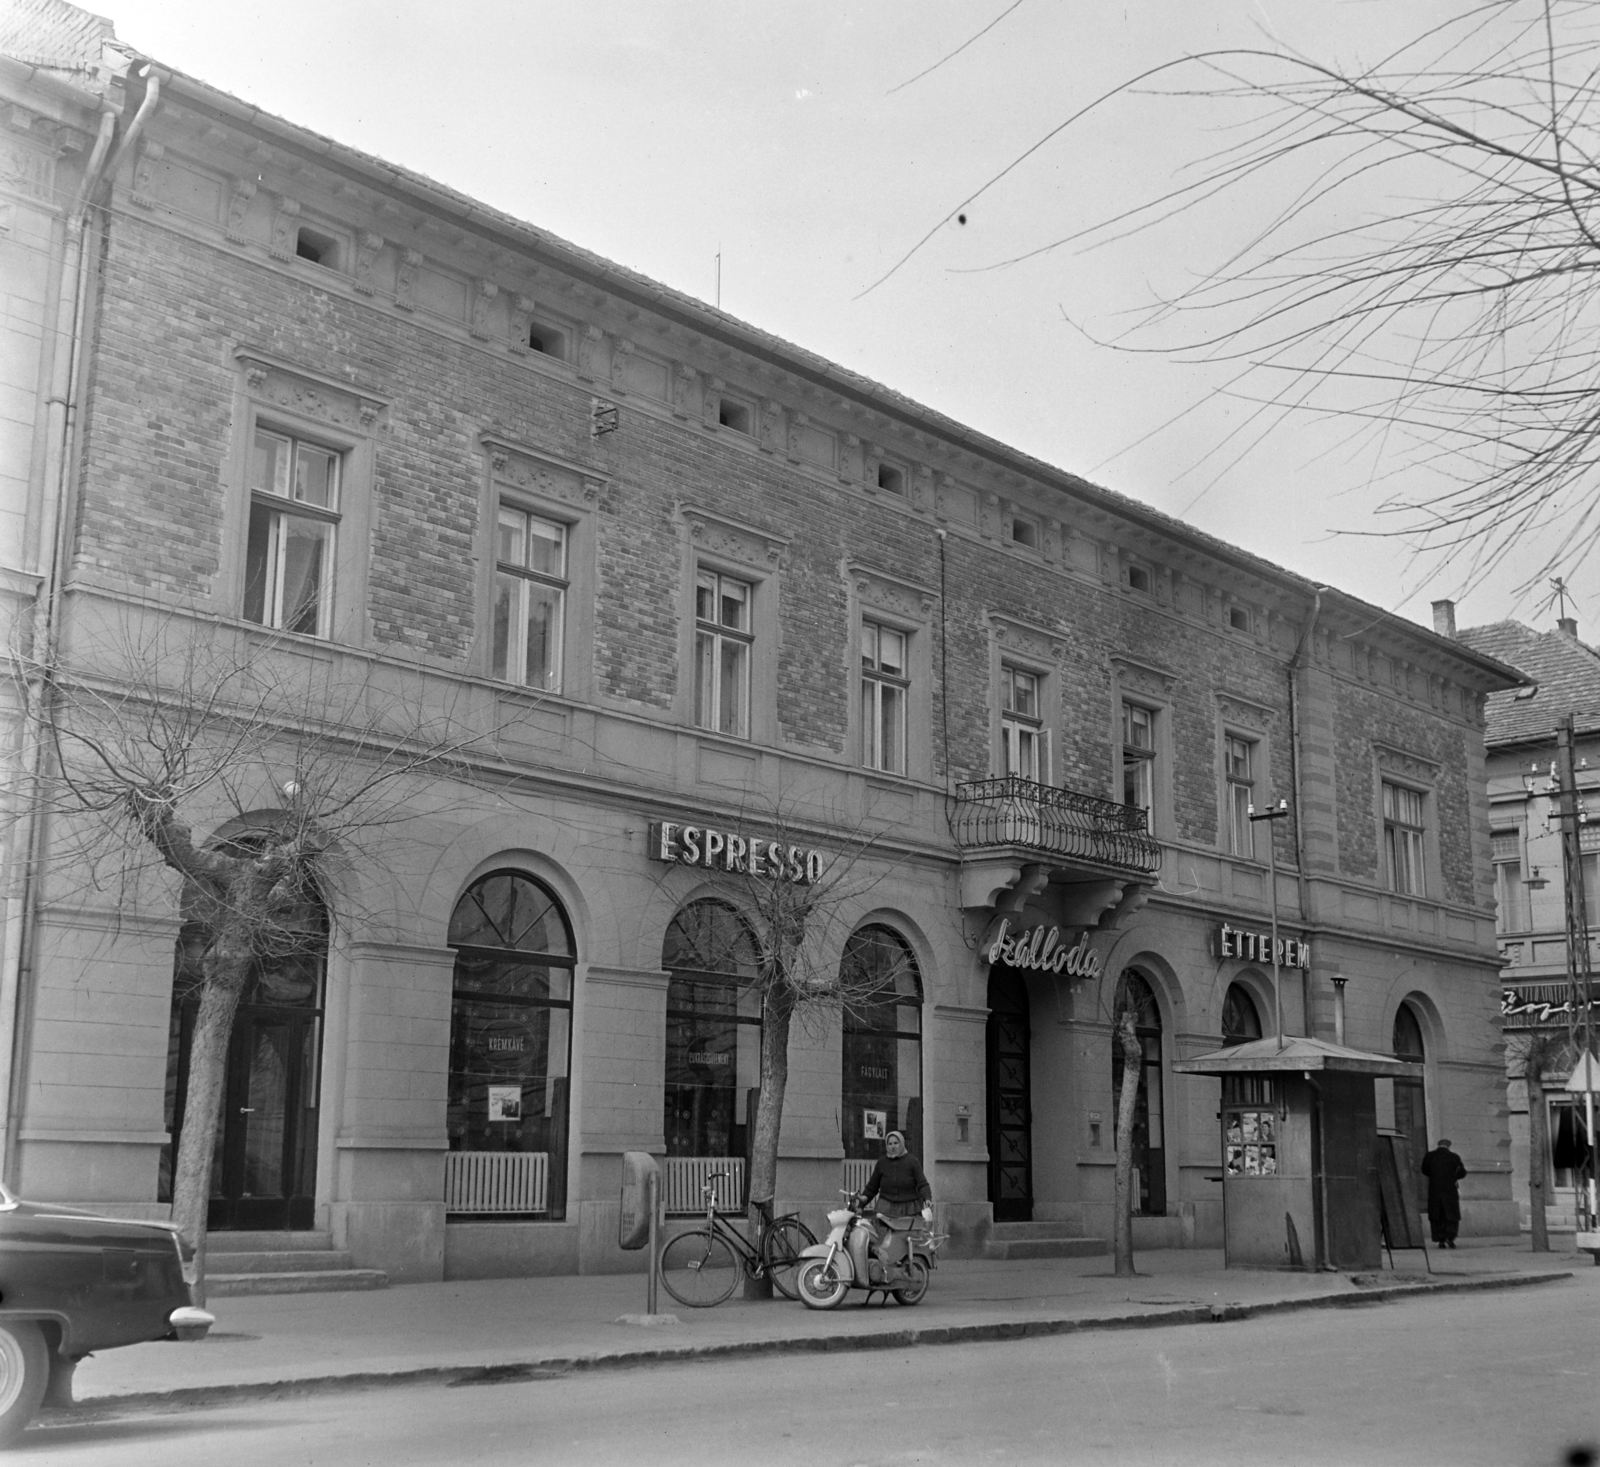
[989,1221,1089,1241]
[205,1249,359,1275]
[207,1268,389,1297]
[985,1236,1107,1261]
[207,1230,335,1252]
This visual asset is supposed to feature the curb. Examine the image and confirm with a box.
[57,1268,1572,1420]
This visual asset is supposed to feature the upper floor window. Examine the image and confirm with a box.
[1002,665,1046,782]
[1492,828,1531,933]
[244,428,340,637]
[493,504,567,691]
[1122,701,1156,813]
[861,621,908,775]
[1383,782,1427,895]
[695,570,752,737]
[1225,735,1257,858]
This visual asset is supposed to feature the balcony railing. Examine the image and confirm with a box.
[953,776,1162,876]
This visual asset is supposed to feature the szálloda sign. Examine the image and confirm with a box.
[648,820,827,885]
[985,917,1103,978]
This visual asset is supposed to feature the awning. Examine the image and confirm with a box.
[1172,1035,1423,1080]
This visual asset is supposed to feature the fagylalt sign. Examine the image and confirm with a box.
[648,820,827,885]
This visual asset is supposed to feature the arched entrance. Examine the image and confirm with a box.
[1393,1002,1429,1155]
[1113,972,1166,1216]
[986,965,1033,1222]
[840,926,924,1165]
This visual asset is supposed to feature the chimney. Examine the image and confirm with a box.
[1431,599,1457,639]
[1559,616,1579,640]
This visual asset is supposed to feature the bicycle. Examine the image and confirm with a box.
[657,1175,817,1307]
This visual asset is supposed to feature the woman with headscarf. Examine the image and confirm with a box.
[857,1130,932,1267]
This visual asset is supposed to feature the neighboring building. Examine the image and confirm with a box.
[1452,609,1600,1234]
[0,2,1521,1283]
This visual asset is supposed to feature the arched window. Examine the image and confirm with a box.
[1221,983,1263,1046]
[161,834,328,1232]
[446,871,575,1220]
[1112,971,1166,1216]
[662,900,762,1207]
[1392,1002,1429,1156]
[840,926,924,1168]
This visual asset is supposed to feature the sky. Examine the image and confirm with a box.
[91,0,1579,636]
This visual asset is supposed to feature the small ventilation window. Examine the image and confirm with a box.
[1010,517,1038,549]
[718,399,752,435]
[876,463,906,495]
[1126,564,1151,594]
[295,227,338,268]
[529,322,567,361]
[1229,605,1252,633]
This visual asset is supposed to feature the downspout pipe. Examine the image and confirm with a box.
[1287,588,1325,1036]
[0,69,159,1183]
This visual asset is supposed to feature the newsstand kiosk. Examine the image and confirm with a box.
[1173,1036,1424,1271]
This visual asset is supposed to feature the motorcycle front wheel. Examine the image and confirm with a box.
[796,1257,849,1310]
[892,1256,930,1306]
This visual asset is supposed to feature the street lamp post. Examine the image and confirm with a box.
[1249,798,1293,1051]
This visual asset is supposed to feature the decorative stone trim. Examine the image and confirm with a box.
[853,565,937,621]
[759,397,783,454]
[1216,692,1275,731]
[224,175,255,241]
[394,247,423,310]
[354,231,383,294]
[989,612,1063,665]
[1111,655,1177,698]
[702,375,724,430]
[1374,742,1441,783]
[671,362,698,418]
[269,194,300,259]
[130,138,162,206]
[508,294,536,353]
[481,433,605,507]
[235,349,389,433]
[677,502,789,570]
[470,278,498,338]
[576,324,604,381]
[610,336,634,394]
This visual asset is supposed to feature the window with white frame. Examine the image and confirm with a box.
[1225,735,1257,858]
[695,570,752,737]
[1383,781,1428,895]
[492,504,567,691]
[1491,828,1531,933]
[861,621,908,775]
[1122,701,1156,814]
[1002,664,1046,782]
[244,428,340,637]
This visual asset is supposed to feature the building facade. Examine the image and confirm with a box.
[1,2,1520,1281]
[1453,611,1600,1235]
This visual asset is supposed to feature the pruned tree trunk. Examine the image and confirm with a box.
[1113,1003,1141,1278]
[1523,1035,1560,1254]
[744,984,795,1300]
[170,962,248,1306]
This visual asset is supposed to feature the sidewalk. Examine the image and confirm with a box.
[68,1238,1582,1414]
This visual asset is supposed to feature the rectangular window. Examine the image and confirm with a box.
[1002,664,1046,782]
[492,505,567,691]
[1383,781,1427,895]
[1492,829,1531,933]
[695,570,752,737]
[244,428,340,637]
[861,621,908,774]
[1122,701,1156,814]
[1226,735,1256,858]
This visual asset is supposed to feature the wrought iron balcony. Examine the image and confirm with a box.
[953,776,1162,876]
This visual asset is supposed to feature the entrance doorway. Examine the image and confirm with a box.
[986,966,1033,1222]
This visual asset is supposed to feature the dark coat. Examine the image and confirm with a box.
[1420,1146,1466,1226]
[858,1152,931,1209]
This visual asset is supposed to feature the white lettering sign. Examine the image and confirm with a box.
[649,820,826,885]
[985,917,1103,979]
[1217,923,1312,969]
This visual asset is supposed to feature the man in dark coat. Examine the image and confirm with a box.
[857,1131,932,1267]
[1420,1138,1467,1248]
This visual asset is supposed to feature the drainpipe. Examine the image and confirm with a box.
[1287,588,1325,1036]
[0,69,159,1182]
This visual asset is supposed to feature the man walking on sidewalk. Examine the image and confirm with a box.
[1420,1138,1467,1248]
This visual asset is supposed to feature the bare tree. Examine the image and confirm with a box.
[8,612,504,1301]
[1111,991,1142,1278]
[884,2,1600,595]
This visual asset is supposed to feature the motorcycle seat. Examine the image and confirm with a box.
[877,1215,917,1231]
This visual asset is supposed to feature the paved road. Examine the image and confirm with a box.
[15,1280,1600,1465]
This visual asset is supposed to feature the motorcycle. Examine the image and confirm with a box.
[795,1192,941,1309]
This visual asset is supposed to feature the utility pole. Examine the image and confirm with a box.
[1249,797,1292,1050]
[1553,716,1596,1230]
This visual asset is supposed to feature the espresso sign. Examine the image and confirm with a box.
[1216,923,1311,969]
[986,917,1102,978]
[649,820,826,885]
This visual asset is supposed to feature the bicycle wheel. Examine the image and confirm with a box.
[761,1215,817,1301]
[659,1229,740,1308]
